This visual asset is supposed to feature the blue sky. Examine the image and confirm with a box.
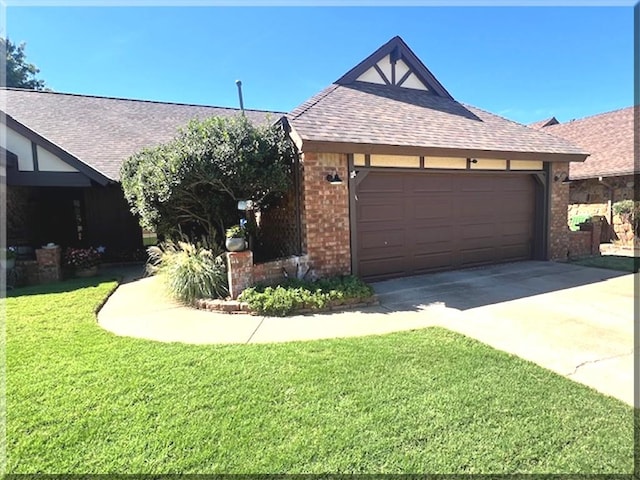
[5,6,634,124]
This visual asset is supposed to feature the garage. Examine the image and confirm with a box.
[354,170,538,281]
[287,36,589,279]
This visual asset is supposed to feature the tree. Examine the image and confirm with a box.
[120,115,295,244]
[1,38,46,90]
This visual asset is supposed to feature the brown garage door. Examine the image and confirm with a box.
[355,171,536,281]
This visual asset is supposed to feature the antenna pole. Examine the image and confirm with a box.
[235,80,245,115]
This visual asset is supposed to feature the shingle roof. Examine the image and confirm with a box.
[542,107,635,180]
[288,82,588,160]
[1,88,282,181]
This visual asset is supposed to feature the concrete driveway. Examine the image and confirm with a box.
[372,261,635,406]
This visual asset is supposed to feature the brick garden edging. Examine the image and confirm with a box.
[194,295,379,315]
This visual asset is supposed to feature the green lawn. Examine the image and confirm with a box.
[5,278,634,474]
[571,254,639,273]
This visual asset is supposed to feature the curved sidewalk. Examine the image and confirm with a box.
[97,263,634,405]
[97,273,454,345]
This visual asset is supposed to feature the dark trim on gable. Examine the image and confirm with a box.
[7,170,93,187]
[2,114,112,186]
[396,69,413,88]
[335,36,454,100]
[300,139,589,164]
[1,146,18,169]
[31,141,39,171]
[372,64,391,85]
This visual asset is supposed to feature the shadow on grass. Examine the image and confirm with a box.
[570,255,639,273]
[6,275,119,298]
[6,263,146,298]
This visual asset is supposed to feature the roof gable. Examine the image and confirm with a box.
[528,117,559,129]
[335,36,454,100]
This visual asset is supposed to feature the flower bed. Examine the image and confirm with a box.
[63,247,102,270]
[195,275,378,316]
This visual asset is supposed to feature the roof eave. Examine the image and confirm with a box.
[298,139,589,163]
[569,170,638,181]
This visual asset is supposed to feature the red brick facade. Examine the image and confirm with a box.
[34,245,62,283]
[297,155,572,272]
[226,250,311,299]
[548,162,571,261]
[299,152,351,277]
[568,221,603,258]
[226,251,253,299]
[228,156,574,286]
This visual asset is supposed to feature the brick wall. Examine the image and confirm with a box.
[548,162,570,260]
[254,254,310,284]
[35,245,62,283]
[226,250,310,299]
[569,175,634,218]
[299,152,351,277]
[227,251,254,300]
[568,220,602,258]
[568,231,591,258]
[568,175,635,244]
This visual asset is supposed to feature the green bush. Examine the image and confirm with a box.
[612,199,638,217]
[147,239,228,303]
[239,275,374,316]
[613,199,640,234]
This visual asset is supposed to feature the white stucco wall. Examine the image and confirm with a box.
[37,145,78,172]
[3,126,78,172]
[5,128,34,171]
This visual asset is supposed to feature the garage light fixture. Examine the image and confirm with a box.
[554,171,571,183]
[326,171,343,185]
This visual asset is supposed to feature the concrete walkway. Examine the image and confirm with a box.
[98,261,635,406]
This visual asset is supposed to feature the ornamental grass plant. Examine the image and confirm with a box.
[147,239,228,303]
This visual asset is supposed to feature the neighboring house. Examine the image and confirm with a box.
[1,91,279,260]
[2,36,588,281]
[530,106,636,243]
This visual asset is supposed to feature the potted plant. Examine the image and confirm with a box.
[225,224,247,252]
[64,247,102,277]
[2,247,16,271]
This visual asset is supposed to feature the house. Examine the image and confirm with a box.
[530,106,636,244]
[2,36,588,284]
[284,36,586,280]
[1,91,279,262]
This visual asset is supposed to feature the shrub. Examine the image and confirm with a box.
[240,275,374,316]
[613,199,640,234]
[120,115,295,244]
[612,199,639,217]
[63,247,102,269]
[147,239,228,303]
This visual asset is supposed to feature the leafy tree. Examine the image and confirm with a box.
[1,38,46,90]
[120,115,295,244]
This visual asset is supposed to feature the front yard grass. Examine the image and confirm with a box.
[571,254,639,273]
[5,278,634,474]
